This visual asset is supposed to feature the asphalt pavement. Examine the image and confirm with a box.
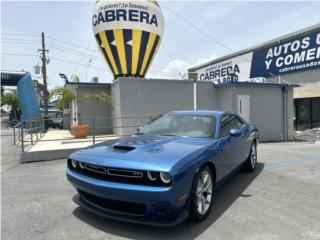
[2,133,320,240]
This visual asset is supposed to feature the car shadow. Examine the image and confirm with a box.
[72,163,264,240]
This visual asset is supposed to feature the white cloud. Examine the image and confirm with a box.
[147,54,217,80]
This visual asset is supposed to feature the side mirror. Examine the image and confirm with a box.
[230,128,241,137]
[137,125,145,134]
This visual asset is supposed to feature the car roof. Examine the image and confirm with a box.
[167,110,228,117]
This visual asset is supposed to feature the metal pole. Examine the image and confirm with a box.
[36,121,39,141]
[18,124,21,141]
[193,79,197,110]
[31,130,33,145]
[13,126,16,145]
[40,32,49,119]
[13,127,16,145]
[92,119,96,145]
[42,118,45,135]
[21,125,24,152]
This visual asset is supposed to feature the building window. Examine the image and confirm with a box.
[294,97,320,130]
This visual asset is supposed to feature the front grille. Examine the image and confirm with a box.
[79,190,147,216]
[85,164,107,174]
[68,159,170,187]
[107,168,143,178]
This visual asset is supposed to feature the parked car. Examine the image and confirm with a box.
[41,109,63,129]
[66,110,259,226]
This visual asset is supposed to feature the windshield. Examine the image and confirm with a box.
[141,114,216,138]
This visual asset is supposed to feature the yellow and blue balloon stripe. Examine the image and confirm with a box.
[95,29,161,78]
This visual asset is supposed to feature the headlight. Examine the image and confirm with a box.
[71,160,77,168]
[160,172,171,184]
[147,171,157,181]
[79,162,85,169]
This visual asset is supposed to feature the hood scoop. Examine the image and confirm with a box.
[112,145,136,152]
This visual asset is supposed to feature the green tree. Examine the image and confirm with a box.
[50,87,76,111]
[84,91,112,107]
[71,74,80,83]
[1,91,21,118]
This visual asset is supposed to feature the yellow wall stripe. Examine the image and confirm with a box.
[132,30,142,75]
[113,29,127,75]
[139,33,156,76]
[99,32,119,75]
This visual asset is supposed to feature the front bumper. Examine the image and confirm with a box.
[67,168,189,226]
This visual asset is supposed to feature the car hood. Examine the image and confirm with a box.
[69,134,213,172]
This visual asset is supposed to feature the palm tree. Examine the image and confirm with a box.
[71,74,80,83]
[84,91,112,107]
[50,87,76,111]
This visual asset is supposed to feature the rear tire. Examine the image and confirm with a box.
[189,165,214,221]
[245,141,257,172]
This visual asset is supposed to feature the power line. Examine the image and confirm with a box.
[46,35,97,52]
[2,35,186,73]
[2,38,103,61]
[47,43,103,61]
[85,50,99,81]
[2,52,183,78]
[1,53,38,57]
[50,56,108,71]
[2,34,97,52]
[162,43,184,79]
[72,41,94,77]
[160,2,252,63]
[160,3,235,53]
[1,33,39,37]
[1,38,41,43]
[2,51,185,73]
[2,33,96,51]
[1,41,40,46]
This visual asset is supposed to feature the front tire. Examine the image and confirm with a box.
[245,141,257,172]
[189,165,214,221]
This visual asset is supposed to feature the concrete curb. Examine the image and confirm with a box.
[21,148,81,163]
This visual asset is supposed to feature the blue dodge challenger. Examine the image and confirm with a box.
[67,111,259,226]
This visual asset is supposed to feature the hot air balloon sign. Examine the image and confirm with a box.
[92,0,164,79]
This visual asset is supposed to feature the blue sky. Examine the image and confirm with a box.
[1,1,320,88]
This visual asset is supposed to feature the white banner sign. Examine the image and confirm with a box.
[195,52,253,83]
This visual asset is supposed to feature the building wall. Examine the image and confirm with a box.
[76,85,113,135]
[112,78,295,141]
[111,80,122,135]
[294,82,320,98]
[112,78,197,135]
[216,88,234,112]
[221,85,294,141]
[267,68,320,84]
[196,81,218,110]
[65,83,113,135]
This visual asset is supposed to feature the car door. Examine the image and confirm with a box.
[218,114,245,175]
[212,114,235,179]
[231,115,250,164]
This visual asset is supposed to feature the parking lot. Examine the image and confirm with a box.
[2,133,320,240]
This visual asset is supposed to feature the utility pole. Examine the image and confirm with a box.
[39,32,49,118]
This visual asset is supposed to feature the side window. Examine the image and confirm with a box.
[220,115,243,137]
[232,116,243,129]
